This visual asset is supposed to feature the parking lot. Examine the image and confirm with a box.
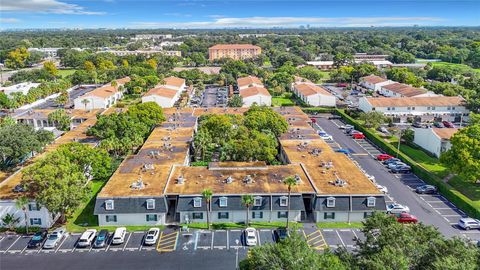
[200,85,228,107]
[0,227,367,257]
[312,115,480,241]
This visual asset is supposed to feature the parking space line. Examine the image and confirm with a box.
[55,236,68,253]
[257,230,261,246]
[226,230,229,250]
[123,232,132,251]
[194,231,199,250]
[335,230,346,248]
[105,238,112,252]
[211,231,215,249]
[5,236,21,253]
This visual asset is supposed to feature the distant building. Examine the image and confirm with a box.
[358,96,469,123]
[291,81,336,107]
[236,76,271,107]
[0,82,40,96]
[307,53,392,70]
[74,77,130,110]
[353,53,389,62]
[27,48,60,58]
[141,76,186,108]
[208,44,261,61]
[237,76,264,90]
[133,34,172,40]
[379,83,431,98]
[359,75,394,92]
[413,128,459,158]
[102,50,181,57]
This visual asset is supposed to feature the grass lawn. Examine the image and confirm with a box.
[316,222,364,229]
[57,69,77,78]
[415,59,480,73]
[448,176,480,210]
[272,92,296,107]
[398,144,449,178]
[318,71,331,81]
[183,221,301,230]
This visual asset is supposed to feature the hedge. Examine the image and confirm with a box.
[301,107,336,114]
[335,109,480,219]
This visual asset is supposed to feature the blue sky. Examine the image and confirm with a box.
[1,0,479,29]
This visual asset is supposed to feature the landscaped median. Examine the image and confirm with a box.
[335,109,480,219]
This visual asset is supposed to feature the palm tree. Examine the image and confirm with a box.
[81,99,90,110]
[241,195,254,227]
[283,176,298,229]
[202,188,213,230]
[1,213,20,231]
[15,196,30,234]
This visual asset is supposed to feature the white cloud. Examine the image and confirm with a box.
[0,18,21,23]
[132,16,444,29]
[1,0,105,15]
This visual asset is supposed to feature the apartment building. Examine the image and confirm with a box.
[236,76,271,107]
[414,128,459,158]
[358,75,394,92]
[359,96,469,123]
[208,44,261,61]
[0,82,41,97]
[93,107,386,226]
[74,77,130,110]
[291,80,336,107]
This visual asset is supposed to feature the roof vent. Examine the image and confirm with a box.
[294,174,302,184]
[143,163,154,170]
[131,177,145,190]
[149,150,160,158]
[226,176,233,184]
[334,179,347,187]
[177,175,185,184]
[244,175,253,184]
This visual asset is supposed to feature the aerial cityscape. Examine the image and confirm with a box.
[0,0,479,269]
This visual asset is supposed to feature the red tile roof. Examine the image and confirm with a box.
[294,83,333,97]
[164,76,185,88]
[239,86,271,98]
[365,96,466,107]
[361,75,388,84]
[209,44,261,50]
[144,87,178,99]
[237,76,263,87]
[432,128,459,140]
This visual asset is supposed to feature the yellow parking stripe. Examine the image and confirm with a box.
[157,231,179,252]
[306,230,328,250]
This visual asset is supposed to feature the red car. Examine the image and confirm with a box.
[376,154,393,161]
[352,133,365,139]
[310,118,317,124]
[336,83,348,87]
[442,121,454,128]
[395,213,418,224]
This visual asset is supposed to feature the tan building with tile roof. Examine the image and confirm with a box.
[209,44,261,61]
[414,128,460,158]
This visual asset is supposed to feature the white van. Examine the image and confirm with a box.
[111,227,127,245]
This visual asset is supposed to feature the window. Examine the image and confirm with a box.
[411,107,415,110]
[324,212,335,219]
[452,107,456,110]
[105,200,114,210]
[146,214,157,222]
[326,197,335,208]
[30,218,42,225]
[407,107,411,110]
[367,197,376,207]
[427,107,430,110]
[192,212,203,220]
[447,106,451,110]
[279,196,288,207]
[252,211,263,219]
[193,197,202,208]
[28,203,39,211]
[218,212,229,219]
[277,212,288,218]
[387,107,391,111]
[431,107,436,110]
[146,199,155,210]
[105,215,117,222]
[219,197,228,207]
[253,196,262,207]
[391,107,395,111]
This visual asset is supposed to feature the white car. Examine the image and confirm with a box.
[144,228,160,245]
[339,124,354,130]
[319,133,333,140]
[376,184,388,193]
[111,227,127,245]
[43,227,66,249]
[387,203,410,214]
[244,227,257,246]
[457,218,480,230]
[387,162,407,169]
[77,229,97,248]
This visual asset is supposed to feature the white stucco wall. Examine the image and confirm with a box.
[242,95,271,107]
[413,128,443,157]
[305,94,336,107]
[179,210,301,224]
[142,95,176,108]
[0,200,55,228]
[314,211,371,222]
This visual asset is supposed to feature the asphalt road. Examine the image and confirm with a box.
[0,249,247,270]
[312,115,479,239]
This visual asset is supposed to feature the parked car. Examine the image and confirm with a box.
[412,122,423,128]
[318,132,333,140]
[111,227,127,245]
[328,115,342,120]
[93,229,110,248]
[43,228,66,249]
[376,184,388,193]
[377,127,390,135]
[335,149,350,154]
[336,83,348,87]
[387,162,407,169]
[376,154,393,161]
[433,122,445,128]
[339,124,354,130]
[383,158,401,165]
[144,228,160,245]
[77,229,97,248]
[415,185,438,194]
[274,228,290,242]
[391,165,412,174]
[245,227,258,246]
[27,230,48,248]
[457,218,480,230]
[352,133,366,139]
[395,213,418,224]
[442,121,454,128]
[346,129,361,136]
[387,203,410,214]
[310,118,317,123]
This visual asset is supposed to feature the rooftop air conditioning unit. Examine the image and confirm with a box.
[131,178,145,190]
[244,175,253,184]
[144,163,154,170]
[226,176,233,184]
[177,176,185,184]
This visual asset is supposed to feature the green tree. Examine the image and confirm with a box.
[333,52,354,68]
[1,213,20,231]
[386,67,424,87]
[202,188,213,230]
[189,52,207,67]
[359,111,386,129]
[5,47,30,69]
[81,99,90,110]
[402,128,414,143]
[297,66,324,83]
[283,176,297,229]
[240,233,347,270]
[241,195,254,227]
[43,61,58,78]
[48,109,71,131]
[227,95,243,107]
[126,102,165,128]
[441,124,480,183]
[243,105,288,137]
[55,90,69,107]
[15,196,30,234]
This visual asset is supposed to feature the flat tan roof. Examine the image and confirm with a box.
[166,163,315,195]
[280,139,380,195]
[193,107,248,116]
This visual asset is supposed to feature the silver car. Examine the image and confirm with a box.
[43,227,66,249]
